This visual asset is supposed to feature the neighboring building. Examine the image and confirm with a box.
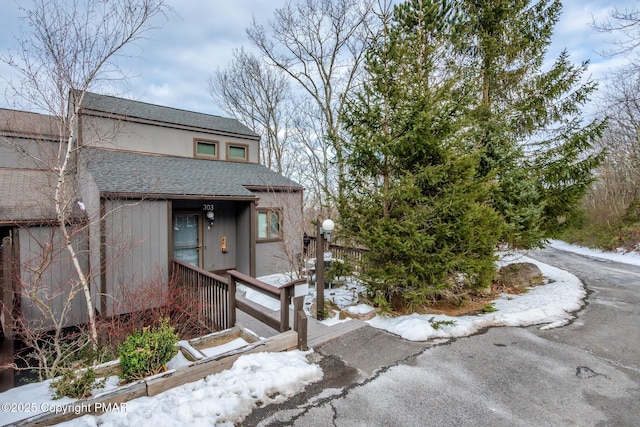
[0,92,303,328]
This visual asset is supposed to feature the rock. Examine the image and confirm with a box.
[495,262,544,293]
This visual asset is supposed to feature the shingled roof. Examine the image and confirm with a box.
[0,109,62,140]
[0,168,85,223]
[82,148,302,198]
[79,92,259,138]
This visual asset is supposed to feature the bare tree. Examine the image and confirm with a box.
[258,187,307,280]
[209,48,298,177]
[585,71,640,222]
[594,4,640,59]
[245,0,376,211]
[584,4,640,230]
[1,0,168,350]
[8,226,90,381]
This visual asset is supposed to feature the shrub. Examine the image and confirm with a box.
[326,258,354,286]
[96,273,210,358]
[117,318,178,382]
[50,367,105,399]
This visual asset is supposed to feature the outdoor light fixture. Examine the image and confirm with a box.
[206,209,215,226]
[321,218,335,242]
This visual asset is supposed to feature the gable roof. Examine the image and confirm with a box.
[79,92,259,139]
[82,148,302,198]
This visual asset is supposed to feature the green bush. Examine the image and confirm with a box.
[326,258,354,286]
[50,367,105,399]
[117,318,178,382]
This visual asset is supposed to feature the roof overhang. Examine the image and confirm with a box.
[99,193,258,201]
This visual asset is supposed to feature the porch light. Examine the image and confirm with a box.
[206,209,215,226]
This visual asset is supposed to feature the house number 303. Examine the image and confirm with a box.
[203,204,215,211]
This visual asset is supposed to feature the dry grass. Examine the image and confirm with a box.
[392,278,541,317]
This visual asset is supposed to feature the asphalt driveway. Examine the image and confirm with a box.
[244,246,640,426]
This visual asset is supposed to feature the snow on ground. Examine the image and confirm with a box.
[1,241,637,426]
[368,253,584,341]
[0,351,322,426]
[548,240,640,266]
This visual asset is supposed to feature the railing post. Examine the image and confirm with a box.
[1,236,15,393]
[279,286,290,332]
[297,309,307,351]
[293,295,303,332]
[227,275,236,328]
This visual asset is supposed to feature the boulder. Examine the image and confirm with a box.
[495,262,544,293]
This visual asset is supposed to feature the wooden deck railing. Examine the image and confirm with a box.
[171,259,236,331]
[306,237,369,274]
[171,261,308,349]
[227,270,306,334]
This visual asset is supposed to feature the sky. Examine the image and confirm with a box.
[2,240,639,426]
[0,0,638,118]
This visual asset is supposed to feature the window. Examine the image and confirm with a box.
[194,139,218,159]
[227,143,248,161]
[257,208,282,241]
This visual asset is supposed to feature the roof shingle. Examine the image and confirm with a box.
[0,169,84,222]
[80,92,259,138]
[82,149,302,197]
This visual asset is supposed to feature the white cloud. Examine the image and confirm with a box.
[1,0,639,116]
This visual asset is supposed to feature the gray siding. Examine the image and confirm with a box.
[0,109,61,170]
[0,137,61,170]
[172,200,242,272]
[18,226,89,330]
[236,202,252,275]
[254,190,304,277]
[103,200,169,316]
[82,115,261,163]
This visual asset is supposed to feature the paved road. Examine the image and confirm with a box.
[245,247,640,426]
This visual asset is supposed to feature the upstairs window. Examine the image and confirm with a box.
[227,143,248,162]
[194,139,219,159]
[257,208,282,241]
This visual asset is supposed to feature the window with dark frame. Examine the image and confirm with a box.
[194,139,219,159]
[227,143,248,161]
[257,208,282,240]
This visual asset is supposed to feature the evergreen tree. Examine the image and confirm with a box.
[456,0,605,247]
[340,0,502,309]
[339,0,604,308]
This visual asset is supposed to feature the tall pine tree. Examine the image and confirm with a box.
[339,0,503,309]
[456,0,605,247]
[339,0,604,308]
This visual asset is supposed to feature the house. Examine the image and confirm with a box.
[0,92,304,330]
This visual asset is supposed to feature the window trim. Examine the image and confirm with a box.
[257,208,283,242]
[226,142,249,162]
[194,138,219,159]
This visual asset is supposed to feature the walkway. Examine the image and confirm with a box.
[234,296,367,349]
